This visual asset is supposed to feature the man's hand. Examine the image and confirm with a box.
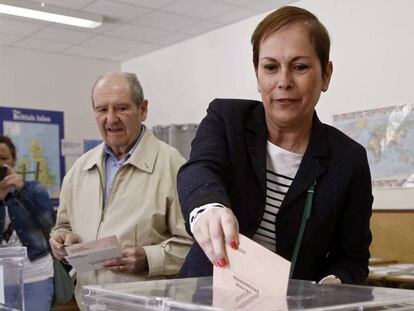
[0,165,23,199]
[49,231,80,260]
[103,246,147,274]
[193,207,239,268]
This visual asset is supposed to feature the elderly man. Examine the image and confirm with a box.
[49,72,192,302]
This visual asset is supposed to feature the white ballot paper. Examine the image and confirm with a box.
[213,234,290,310]
[64,235,122,273]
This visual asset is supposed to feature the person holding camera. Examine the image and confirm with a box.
[0,135,55,311]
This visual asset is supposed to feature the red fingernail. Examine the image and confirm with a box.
[217,258,227,267]
[230,240,238,249]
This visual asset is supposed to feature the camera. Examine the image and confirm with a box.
[0,166,7,181]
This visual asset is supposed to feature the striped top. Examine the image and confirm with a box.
[252,141,303,251]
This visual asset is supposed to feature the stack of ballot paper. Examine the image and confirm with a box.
[65,236,122,273]
[213,234,291,310]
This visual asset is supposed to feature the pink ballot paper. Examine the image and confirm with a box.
[64,235,122,273]
[213,234,290,310]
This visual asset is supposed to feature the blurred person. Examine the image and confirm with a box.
[49,72,192,303]
[177,6,373,285]
[0,135,55,310]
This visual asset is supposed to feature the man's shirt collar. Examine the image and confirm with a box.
[103,125,145,163]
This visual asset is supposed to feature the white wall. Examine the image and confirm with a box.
[0,46,120,169]
[122,10,263,128]
[123,0,414,209]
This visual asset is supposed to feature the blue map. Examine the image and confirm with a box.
[4,120,61,198]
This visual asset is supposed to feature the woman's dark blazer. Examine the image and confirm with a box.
[177,98,373,284]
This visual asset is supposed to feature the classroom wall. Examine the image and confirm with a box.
[0,46,120,169]
[123,0,414,210]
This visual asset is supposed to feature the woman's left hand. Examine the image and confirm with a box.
[102,246,148,274]
[0,165,23,198]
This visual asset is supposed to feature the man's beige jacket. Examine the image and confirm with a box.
[52,130,192,301]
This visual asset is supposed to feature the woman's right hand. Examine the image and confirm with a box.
[0,178,8,199]
[0,165,14,199]
[193,207,239,267]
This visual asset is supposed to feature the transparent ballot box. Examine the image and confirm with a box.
[81,276,414,311]
[0,246,27,311]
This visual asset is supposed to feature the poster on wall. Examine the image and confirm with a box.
[333,103,414,188]
[83,139,102,153]
[0,106,64,202]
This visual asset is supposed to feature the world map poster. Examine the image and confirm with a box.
[333,103,414,188]
[0,106,64,201]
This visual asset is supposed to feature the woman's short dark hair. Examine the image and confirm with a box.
[251,6,330,75]
[0,135,16,160]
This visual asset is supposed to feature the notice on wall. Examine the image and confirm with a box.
[333,103,414,188]
[61,139,83,156]
[0,106,64,199]
[83,139,102,153]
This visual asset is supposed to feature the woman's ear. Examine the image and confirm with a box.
[254,65,261,93]
[323,61,333,91]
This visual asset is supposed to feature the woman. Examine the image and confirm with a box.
[177,6,372,285]
[0,135,55,310]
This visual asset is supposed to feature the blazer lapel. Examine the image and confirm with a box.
[281,113,328,209]
[281,154,324,209]
[246,104,267,194]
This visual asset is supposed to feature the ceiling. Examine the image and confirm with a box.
[0,0,290,62]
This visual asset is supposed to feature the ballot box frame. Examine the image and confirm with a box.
[0,246,27,311]
[81,276,414,311]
